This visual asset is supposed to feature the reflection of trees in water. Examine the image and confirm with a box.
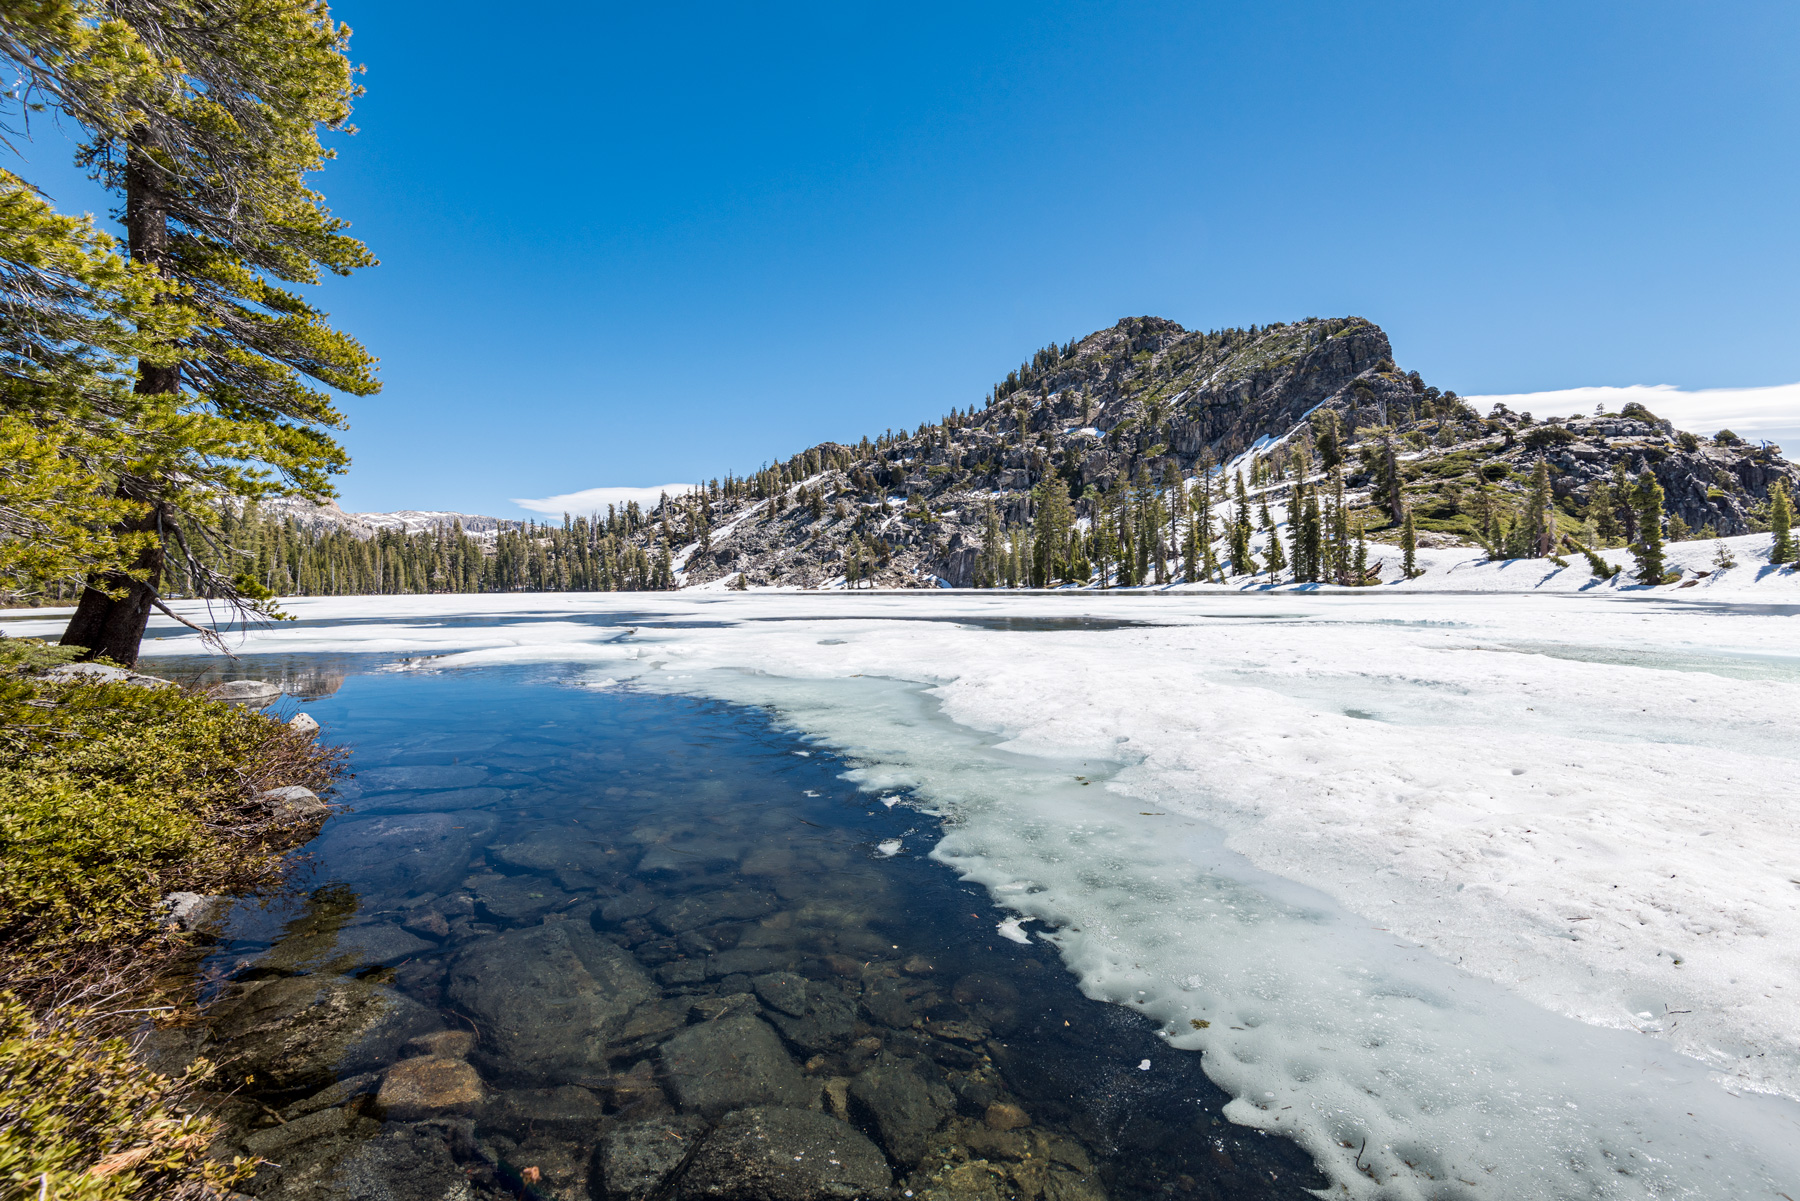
[271,666,346,700]
[180,659,347,700]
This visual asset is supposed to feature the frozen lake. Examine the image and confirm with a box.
[7,590,1798,1198]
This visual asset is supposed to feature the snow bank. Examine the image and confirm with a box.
[11,588,1800,1196]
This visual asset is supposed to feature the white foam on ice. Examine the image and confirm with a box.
[13,590,1800,1197]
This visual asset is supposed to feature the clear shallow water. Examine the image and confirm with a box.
[171,658,1322,1201]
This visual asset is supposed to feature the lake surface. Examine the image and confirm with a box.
[13,589,1798,1200]
[176,655,1323,1201]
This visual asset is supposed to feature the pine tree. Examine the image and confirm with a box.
[1031,475,1074,586]
[1313,409,1342,471]
[1195,465,1215,578]
[976,501,1003,587]
[1381,433,1404,524]
[1401,507,1420,578]
[1164,464,1187,580]
[1611,461,1638,546]
[1264,525,1287,581]
[15,1,380,664]
[1328,468,1350,584]
[1524,460,1554,558]
[1630,468,1667,584]
[1770,481,1794,565]
[1589,480,1619,544]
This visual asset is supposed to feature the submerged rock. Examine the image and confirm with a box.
[659,1015,813,1116]
[312,812,497,898]
[651,889,778,934]
[752,971,809,1018]
[490,831,612,873]
[375,1055,484,1120]
[447,922,656,1086]
[707,947,793,979]
[678,1106,891,1201]
[476,1084,607,1139]
[205,974,443,1092]
[356,786,510,814]
[849,1061,954,1167]
[246,1120,475,1201]
[600,891,659,923]
[467,873,565,924]
[253,921,437,975]
[764,984,858,1056]
[598,1114,708,1201]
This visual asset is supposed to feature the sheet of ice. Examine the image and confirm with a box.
[11,589,1800,1197]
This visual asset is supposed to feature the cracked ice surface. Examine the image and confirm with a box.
[11,588,1800,1197]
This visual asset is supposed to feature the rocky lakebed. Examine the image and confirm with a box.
[147,660,1322,1201]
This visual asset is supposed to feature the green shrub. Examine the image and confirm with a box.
[0,640,343,990]
[0,993,249,1200]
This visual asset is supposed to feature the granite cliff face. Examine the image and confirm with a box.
[637,313,1794,588]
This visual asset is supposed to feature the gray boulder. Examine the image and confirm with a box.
[849,1061,954,1167]
[257,784,329,820]
[208,679,284,706]
[160,891,223,931]
[678,1107,891,1201]
[447,922,656,1086]
[43,662,172,689]
[659,1016,812,1117]
[205,974,443,1092]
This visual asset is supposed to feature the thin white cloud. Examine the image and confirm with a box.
[511,483,698,516]
[1462,382,1800,444]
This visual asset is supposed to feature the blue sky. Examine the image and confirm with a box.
[17,2,1800,516]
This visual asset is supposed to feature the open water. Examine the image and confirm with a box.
[168,653,1324,1201]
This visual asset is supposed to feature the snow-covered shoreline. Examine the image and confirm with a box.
[7,585,1799,1195]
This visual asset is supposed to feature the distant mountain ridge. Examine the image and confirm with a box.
[236,313,1799,594]
[259,499,521,540]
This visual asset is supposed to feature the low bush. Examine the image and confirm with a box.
[0,636,341,1197]
[0,994,249,1201]
[0,642,342,991]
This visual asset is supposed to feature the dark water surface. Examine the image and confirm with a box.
[164,659,1324,1201]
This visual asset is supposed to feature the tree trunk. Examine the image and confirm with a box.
[1385,437,1404,524]
[60,494,169,667]
[61,132,177,667]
